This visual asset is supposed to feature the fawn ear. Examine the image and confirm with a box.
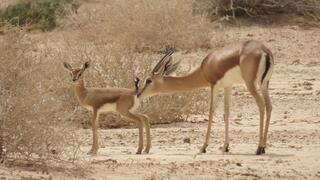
[63,62,72,71]
[134,76,140,92]
[134,76,140,83]
[82,61,90,70]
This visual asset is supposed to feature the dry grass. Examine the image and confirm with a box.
[0,0,75,31]
[5,0,318,163]
[75,0,213,52]
[0,0,319,178]
[49,34,209,128]
[0,25,210,163]
[0,0,214,162]
[195,0,320,20]
[0,27,82,162]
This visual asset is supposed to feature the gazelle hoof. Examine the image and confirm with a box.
[200,147,207,153]
[223,147,229,153]
[143,149,150,154]
[256,147,265,155]
[136,149,142,154]
[87,150,97,155]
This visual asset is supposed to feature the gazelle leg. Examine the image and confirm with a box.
[261,83,272,153]
[223,87,231,152]
[88,109,99,155]
[136,114,152,153]
[200,84,219,153]
[0,134,3,159]
[118,110,144,154]
[247,85,266,155]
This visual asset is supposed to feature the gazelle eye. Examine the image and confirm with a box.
[146,79,152,84]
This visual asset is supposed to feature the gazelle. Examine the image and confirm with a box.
[138,40,274,155]
[63,62,151,155]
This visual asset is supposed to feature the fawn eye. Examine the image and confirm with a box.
[146,79,152,84]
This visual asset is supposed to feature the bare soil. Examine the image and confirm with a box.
[1,24,320,179]
[1,0,320,179]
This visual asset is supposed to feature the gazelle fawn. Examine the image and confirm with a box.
[63,62,151,155]
[138,40,274,155]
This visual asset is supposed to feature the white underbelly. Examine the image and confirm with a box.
[83,103,117,113]
[129,96,140,113]
[218,66,244,87]
[99,103,117,113]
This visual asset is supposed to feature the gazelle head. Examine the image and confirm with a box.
[63,61,90,82]
[138,49,180,98]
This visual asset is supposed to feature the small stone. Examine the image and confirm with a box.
[304,86,312,90]
[236,162,242,167]
[183,138,191,144]
[50,149,57,154]
[291,59,300,65]
[303,81,313,86]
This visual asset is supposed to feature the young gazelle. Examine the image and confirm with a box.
[63,62,151,155]
[138,40,274,155]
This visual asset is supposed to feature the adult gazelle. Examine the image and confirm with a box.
[138,40,274,155]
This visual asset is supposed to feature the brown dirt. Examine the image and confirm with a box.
[1,0,320,179]
[1,24,320,179]
[72,26,320,180]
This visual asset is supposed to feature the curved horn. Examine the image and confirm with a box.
[151,49,174,74]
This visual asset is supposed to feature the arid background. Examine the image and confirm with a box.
[0,0,319,179]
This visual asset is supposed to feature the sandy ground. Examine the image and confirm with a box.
[80,23,320,180]
[1,1,320,179]
[1,25,320,179]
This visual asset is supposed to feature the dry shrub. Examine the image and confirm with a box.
[0,27,82,162]
[49,34,209,127]
[194,0,320,20]
[76,0,213,52]
[0,0,75,31]
[0,0,213,161]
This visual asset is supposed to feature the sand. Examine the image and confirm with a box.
[1,1,320,179]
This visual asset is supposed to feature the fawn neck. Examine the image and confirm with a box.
[73,79,87,103]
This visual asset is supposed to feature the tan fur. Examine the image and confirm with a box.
[139,40,274,154]
[64,62,151,155]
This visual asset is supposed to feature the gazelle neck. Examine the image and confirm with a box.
[159,67,209,94]
[73,79,87,102]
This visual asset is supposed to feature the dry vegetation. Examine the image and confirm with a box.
[0,0,319,177]
[0,0,212,163]
[0,0,76,30]
[75,0,213,52]
[195,0,320,20]
[0,27,83,162]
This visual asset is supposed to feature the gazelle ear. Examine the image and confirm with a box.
[82,61,90,70]
[164,60,181,75]
[63,62,72,71]
[134,77,140,84]
[134,76,140,92]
